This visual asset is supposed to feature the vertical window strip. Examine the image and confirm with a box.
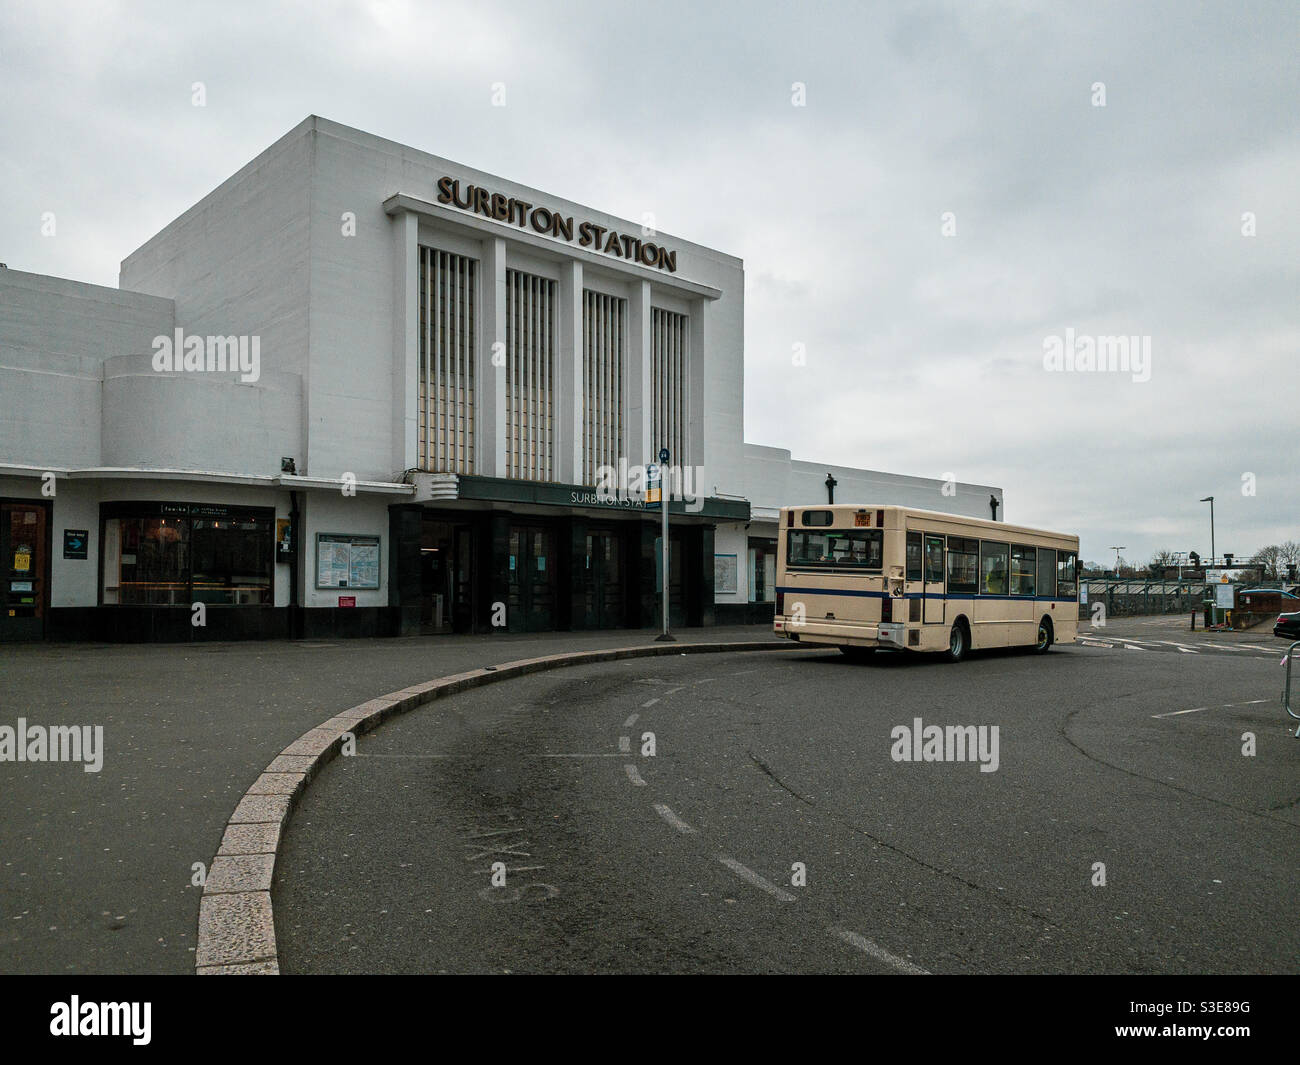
[504,268,556,480]
[581,290,627,484]
[650,308,689,468]
[417,248,478,474]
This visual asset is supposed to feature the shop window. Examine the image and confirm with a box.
[102,504,273,606]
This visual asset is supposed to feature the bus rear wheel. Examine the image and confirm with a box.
[1035,617,1054,653]
[943,621,968,663]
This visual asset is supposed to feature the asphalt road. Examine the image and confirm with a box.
[0,624,765,973]
[275,619,1300,974]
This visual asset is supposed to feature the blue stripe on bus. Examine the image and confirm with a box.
[775,586,1077,603]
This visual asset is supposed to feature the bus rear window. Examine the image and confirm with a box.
[787,529,883,570]
[801,510,834,527]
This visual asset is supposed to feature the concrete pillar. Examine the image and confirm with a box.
[627,279,653,468]
[689,297,708,472]
[387,503,423,636]
[392,212,420,475]
[480,238,508,478]
[557,260,583,483]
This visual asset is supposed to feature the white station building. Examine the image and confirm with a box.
[0,117,1003,641]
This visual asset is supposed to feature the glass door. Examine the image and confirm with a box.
[923,534,945,624]
[507,525,557,632]
[1,502,48,641]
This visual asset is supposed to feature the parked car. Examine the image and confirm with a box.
[1275,610,1300,640]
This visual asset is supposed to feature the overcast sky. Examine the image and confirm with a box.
[2,0,1296,566]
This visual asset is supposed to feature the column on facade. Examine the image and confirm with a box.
[627,279,653,468]
[557,259,583,484]
[393,211,420,475]
[478,237,508,477]
[688,297,708,481]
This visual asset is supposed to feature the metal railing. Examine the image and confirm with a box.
[1284,641,1300,739]
[1078,580,1209,619]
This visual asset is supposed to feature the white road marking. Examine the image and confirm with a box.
[623,713,639,728]
[641,698,660,708]
[537,753,625,758]
[653,803,697,834]
[830,927,929,975]
[625,763,646,786]
[618,735,631,753]
[1154,697,1271,719]
[717,856,796,902]
[1153,706,1210,718]
[1125,644,1145,651]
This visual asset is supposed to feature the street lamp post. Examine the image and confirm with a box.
[1109,546,1126,573]
[1200,496,1215,567]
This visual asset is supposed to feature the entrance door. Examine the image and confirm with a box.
[923,534,945,624]
[1,502,49,641]
[585,531,624,628]
[507,525,556,632]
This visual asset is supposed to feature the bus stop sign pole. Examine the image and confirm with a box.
[655,446,674,642]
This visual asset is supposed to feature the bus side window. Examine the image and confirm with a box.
[906,532,922,580]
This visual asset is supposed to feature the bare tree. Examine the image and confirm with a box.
[1252,544,1282,580]
[1280,540,1300,572]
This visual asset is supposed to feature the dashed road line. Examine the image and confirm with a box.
[641,698,660,708]
[1153,706,1210,719]
[717,856,796,902]
[830,927,929,975]
[1153,698,1271,719]
[625,764,646,786]
[653,803,697,835]
[623,713,639,728]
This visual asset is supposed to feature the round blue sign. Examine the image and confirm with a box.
[659,447,669,463]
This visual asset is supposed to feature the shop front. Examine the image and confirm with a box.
[395,474,747,635]
[98,500,280,641]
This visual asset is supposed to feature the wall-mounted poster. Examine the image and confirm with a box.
[316,533,382,589]
[714,553,738,594]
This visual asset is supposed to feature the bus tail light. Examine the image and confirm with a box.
[776,591,785,614]
[880,595,892,622]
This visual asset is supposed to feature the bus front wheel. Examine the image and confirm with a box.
[943,621,968,663]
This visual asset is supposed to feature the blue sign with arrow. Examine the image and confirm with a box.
[63,529,88,560]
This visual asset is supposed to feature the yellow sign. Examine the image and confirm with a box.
[14,550,31,573]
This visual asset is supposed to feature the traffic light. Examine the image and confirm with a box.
[1189,551,1200,567]
[1223,553,1234,566]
